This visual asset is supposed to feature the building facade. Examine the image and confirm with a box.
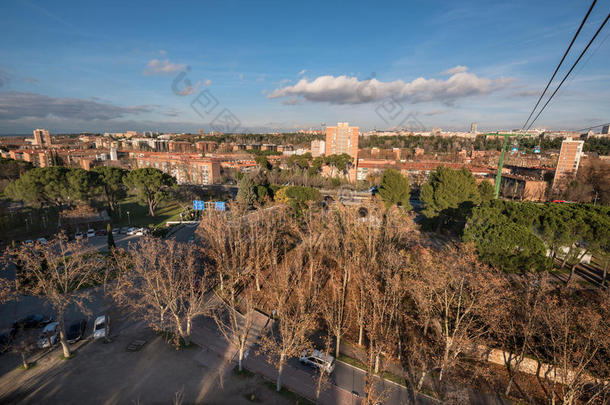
[325,122,359,159]
[552,137,584,191]
[134,153,221,185]
[33,129,51,146]
[310,139,326,157]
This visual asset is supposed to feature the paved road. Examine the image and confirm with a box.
[285,350,434,405]
[170,223,199,243]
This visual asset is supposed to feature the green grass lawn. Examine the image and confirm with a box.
[111,197,186,228]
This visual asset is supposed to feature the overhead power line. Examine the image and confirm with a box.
[527,12,610,130]
[522,0,598,130]
[575,122,610,132]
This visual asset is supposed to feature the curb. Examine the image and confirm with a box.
[335,358,440,403]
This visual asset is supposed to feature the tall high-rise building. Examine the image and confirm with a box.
[552,137,584,191]
[470,122,478,134]
[325,122,359,159]
[602,125,609,135]
[33,129,51,146]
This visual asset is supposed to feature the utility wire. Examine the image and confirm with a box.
[575,122,610,132]
[522,0,597,129]
[527,12,610,130]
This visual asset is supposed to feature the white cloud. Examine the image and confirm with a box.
[143,59,187,75]
[442,65,469,75]
[269,69,512,105]
[298,69,307,75]
[205,79,212,86]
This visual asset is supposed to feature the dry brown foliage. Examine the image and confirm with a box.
[10,234,101,357]
[112,237,214,348]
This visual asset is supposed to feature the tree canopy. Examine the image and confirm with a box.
[6,166,73,208]
[124,168,176,217]
[378,168,411,210]
[92,166,128,211]
[236,175,256,208]
[464,200,610,275]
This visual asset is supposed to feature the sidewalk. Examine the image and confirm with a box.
[190,315,359,405]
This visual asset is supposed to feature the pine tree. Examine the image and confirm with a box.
[378,168,412,210]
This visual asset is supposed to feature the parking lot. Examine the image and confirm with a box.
[0,316,296,405]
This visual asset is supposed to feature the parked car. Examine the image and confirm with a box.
[75,232,83,240]
[37,322,59,348]
[66,319,87,344]
[93,315,109,339]
[95,229,107,236]
[112,228,119,235]
[36,237,47,244]
[126,227,137,235]
[299,349,336,373]
[135,228,148,236]
[13,314,53,329]
[120,227,129,234]
[86,229,96,238]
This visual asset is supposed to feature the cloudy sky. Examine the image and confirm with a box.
[0,0,609,134]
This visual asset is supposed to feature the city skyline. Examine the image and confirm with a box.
[1,0,609,134]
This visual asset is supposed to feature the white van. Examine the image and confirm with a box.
[299,349,335,373]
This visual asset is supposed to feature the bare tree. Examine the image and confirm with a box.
[407,245,502,399]
[359,248,406,405]
[113,237,214,347]
[12,327,38,370]
[532,287,610,405]
[197,211,248,293]
[212,279,257,372]
[245,209,285,291]
[313,333,333,404]
[11,234,100,358]
[260,249,316,392]
[492,274,547,400]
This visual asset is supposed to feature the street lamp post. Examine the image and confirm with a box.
[126,211,131,226]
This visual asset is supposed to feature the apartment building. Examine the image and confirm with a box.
[325,122,359,159]
[552,137,584,191]
[134,153,221,185]
[33,129,52,147]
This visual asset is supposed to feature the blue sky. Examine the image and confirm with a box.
[0,0,609,134]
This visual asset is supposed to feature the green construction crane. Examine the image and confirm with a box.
[487,133,531,199]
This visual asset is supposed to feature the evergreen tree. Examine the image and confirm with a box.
[378,169,412,210]
[237,176,256,207]
[421,166,481,230]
